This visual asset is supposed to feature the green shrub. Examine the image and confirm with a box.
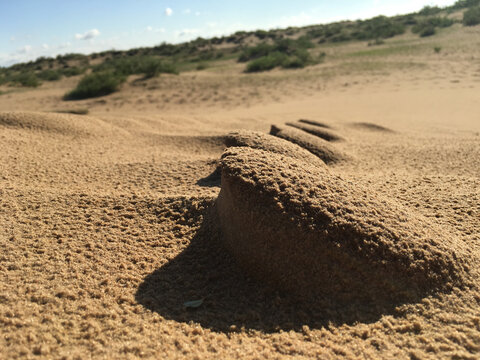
[196,63,207,71]
[420,25,436,37]
[353,16,405,40]
[419,6,442,16]
[434,46,442,53]
[413,21,435,36]
[238,43,276,62]
[451,0,480,10]
[12,72,41,87]
[141,58,178,78]
[94,56,177,78]
[463,6,480,26]
[61,67,86,77]
[246,53,287,72]
[63,71,126,100]
[429,17,455,28]
[37,69,62,81]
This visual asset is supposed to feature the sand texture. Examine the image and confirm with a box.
[1,26,480,359]
[270,124,347,164]
[217,146,471,304]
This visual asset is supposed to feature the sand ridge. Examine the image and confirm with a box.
[217,147,472,304]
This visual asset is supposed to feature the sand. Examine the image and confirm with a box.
[1,27,480,359]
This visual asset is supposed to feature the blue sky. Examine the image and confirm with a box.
[1,0,456,66]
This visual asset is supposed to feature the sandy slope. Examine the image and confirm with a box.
[1,32,480,359]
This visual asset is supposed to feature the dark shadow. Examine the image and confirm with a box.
[196,166,221,188]
[135,202,409,334]
[350,122,395,133]
[298,119,331,129]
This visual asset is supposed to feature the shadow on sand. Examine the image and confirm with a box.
[135,203,413,334]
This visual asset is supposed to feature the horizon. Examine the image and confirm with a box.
[1,0,457,67]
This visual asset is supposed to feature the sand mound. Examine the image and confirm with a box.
[224,130,325,165]
[351,122,394,132]
[216,147,471,304]
[0,111,117,137]
[298,119,331,128]
[270,125,346,164]
[286,121,343,141]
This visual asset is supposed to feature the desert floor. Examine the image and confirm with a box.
[0,26,479,359]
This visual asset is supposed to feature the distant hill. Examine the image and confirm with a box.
[1,0,479,99]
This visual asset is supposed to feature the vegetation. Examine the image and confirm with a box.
[93,56,178,78]
[63,71,126,100]
[2,0,479,90]
[240,37,319,72]
[463,6,480,26]
[412,17,454,37]
[61,67,86,77]
[38,69,62,81]
[11,72,41,87]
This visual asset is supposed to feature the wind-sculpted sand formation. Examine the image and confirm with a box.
[217,146,471,304]
[1,40,480,358]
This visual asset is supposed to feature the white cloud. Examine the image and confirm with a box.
[195,11,201,16]
[183,9,191,14]
[17,45,32,54]
[75,29,100,40]
[146,26,165,33]
[165,7,173,16]
[58,42,72,49]
[178,28,199,37]
[42,44,49,50]
[10,36,15,42]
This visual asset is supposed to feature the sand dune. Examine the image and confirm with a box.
[1,35,480,359]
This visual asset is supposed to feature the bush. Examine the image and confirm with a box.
[246,53,287,72]
[12,72,41,87]
[94,56,177,78]
[37,69,62,81]
[429,17,455,28]
[353,16,405,40]
[238,43,276,62]
[463,6,480,26]
[419,6,442,16]
[451,0,480,10]
[420,25,436,37]
[434,46,442,53]
[63,71,126,100]
[61,67,86,77]
[413,21,436,37]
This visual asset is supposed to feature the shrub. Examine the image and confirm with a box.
[246,53,287,72]
[238,43,276,62]
[419,6,442,16]
[451,0,480,10]
[420,25,436,37]
[354,16,405,40]
[12,72,41,87]
[413,21,436,37]
[63,71,126,100]
[463,6,480,26]
[37,69,62,81]
[429,17,455,28]
[61,67,86,77]
[94,56,177,78]
[434,46,442,53]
